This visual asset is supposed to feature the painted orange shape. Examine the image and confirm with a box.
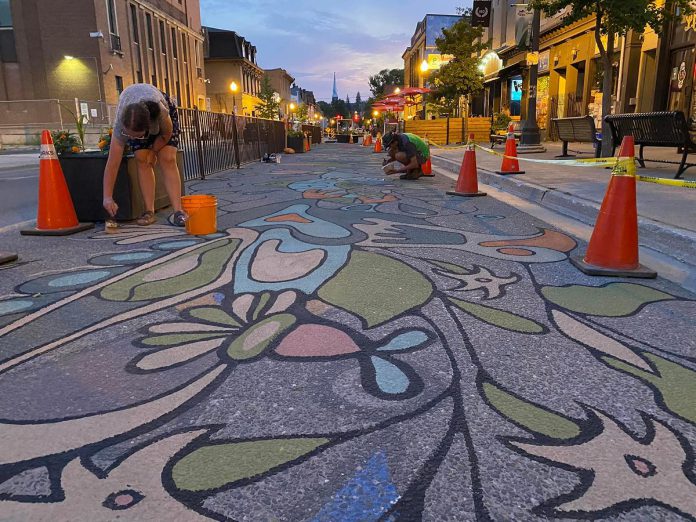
[265,213,312,224]
[359,195,398,204]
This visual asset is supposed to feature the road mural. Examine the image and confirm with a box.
[0,146,694,521]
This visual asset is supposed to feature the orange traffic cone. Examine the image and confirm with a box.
[363,134,372,147]
[570,136,655,278]
[21,130,94,236]
[496,123,525,175]
[422,158,433,176]
[447,134,486,198]
[0,251,18,265]
[305,135,311,152]
[374,133,383,153]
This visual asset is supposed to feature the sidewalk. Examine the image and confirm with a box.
[0,144,694,521]
[431,140,696,289]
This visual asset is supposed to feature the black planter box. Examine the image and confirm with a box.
[351,135,359,144]
[287,136,305,153]
[59,151,185,222]
[337,134,350,143]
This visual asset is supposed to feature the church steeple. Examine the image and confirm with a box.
[332,72,338,102]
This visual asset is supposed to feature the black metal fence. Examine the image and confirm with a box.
[177,109,287,181]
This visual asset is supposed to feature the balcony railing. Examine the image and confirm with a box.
[110,34,122,52]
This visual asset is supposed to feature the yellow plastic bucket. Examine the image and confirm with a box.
[181,194,217,235]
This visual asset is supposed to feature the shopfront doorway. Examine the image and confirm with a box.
[667,47,694,115]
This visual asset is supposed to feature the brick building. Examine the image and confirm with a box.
[0,0,206,134]
[265,67,294,119]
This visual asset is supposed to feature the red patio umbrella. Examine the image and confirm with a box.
[399,87,431,97]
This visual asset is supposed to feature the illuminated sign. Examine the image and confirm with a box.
[510,79,523,101]
[426,54,454,70]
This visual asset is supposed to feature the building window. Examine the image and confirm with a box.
[106,0,118,35]
[159,20,166,54]
[145,13,153,49]
[130,4,139,43]
[182,34,188,64]
[115,75,124,95]
[152,74,157,87]
[137,70,143,83]
[0,0,11,27]
[171,28,177,58]
[0,0,16,63]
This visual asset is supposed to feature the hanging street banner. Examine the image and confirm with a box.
[471,0,492,27]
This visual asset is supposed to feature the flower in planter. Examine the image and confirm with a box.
[71,146,80,153]
[50,130,80,155]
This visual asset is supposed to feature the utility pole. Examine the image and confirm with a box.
[518,7,546,153]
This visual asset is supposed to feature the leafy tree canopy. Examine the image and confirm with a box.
[255,76,281,120]
[368,69,405,97]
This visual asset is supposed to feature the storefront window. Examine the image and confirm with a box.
[536,75,549,129]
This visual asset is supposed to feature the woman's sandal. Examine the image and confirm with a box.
[136,211,156,226]
[167,210,187,227]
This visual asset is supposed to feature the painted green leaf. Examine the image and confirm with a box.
[483,382,581,439]
[541,283,673,317]
[449,297,545,334]
[172,437,329,492]
[318,251,433,328]
[190,307,241,327]
[602,352,696,425]
[252,292,272,321]
[226,313,296,360]
[141,332,224,346]
[101,239,239,302]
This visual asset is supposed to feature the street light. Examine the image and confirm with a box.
[229,81,239,114]
[419,59,430,119]
[289,102,296,123]
[420,59,429,74]
[518,7,545,152]
[372,110,379,117]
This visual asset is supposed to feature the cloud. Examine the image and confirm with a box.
[200,0,463,99]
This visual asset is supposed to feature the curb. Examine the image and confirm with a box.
[432,154,696,281]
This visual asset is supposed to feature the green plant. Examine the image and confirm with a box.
[287,129,304,138]
[491,112,512,133]
[58,103,88,151]
[51,130,80,155]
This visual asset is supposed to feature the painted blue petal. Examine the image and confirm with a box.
[47,270,112,288]
[370,356,410,395]
[377,331,429,352]
[0,300,34,315]
[155,240,200,250]
[309,452,399,522]
[111,252,157,261]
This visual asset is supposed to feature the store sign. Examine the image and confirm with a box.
[683,12,696,32]
[538,50,550,73]
[426,54,454,70]
[471,0,492,27]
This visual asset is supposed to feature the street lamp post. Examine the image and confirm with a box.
[518,8,546,152]
[229,81,239,114]
[420,59,430,120]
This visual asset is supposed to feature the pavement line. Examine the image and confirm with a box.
[0,219,34,234]
[0,174,39,181]
[432,165,696,294]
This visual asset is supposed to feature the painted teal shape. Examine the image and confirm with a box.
[288,179,338,192]
[0,300,34,315]
[370,356,410,394]
[377,331,429,352]
[234,228,350,294]
[240,204,351,239]
[340,204,377,212]
[111,252,157,262]
[47,270,112,288]
[155,240,201,250]
[309,452,400,522]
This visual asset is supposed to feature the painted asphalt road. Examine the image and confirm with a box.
[0,163,39,229]
[0,144,695,521]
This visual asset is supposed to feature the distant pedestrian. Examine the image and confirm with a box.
[381,131,430,180]
[102,83,186,226]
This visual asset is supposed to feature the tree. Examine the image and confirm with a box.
[318,99,349,119]
[368,68,405,97]
[529,0,691,156]
[355,92,362,113]
[295,103,309,122]
[255,76,281,120]
[429,12,487,114]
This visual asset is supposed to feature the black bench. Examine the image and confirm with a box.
[552,116,601,158]
[490,121,522,147]
[604,111,696,179]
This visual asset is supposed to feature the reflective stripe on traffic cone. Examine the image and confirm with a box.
[570,136,656,278]
[0,251,18,265]
[21,130,94,236]
[447,134,486,198]
[496,123,525,175]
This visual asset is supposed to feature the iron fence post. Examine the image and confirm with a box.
[231,113,241,169]
[193,107,206,180]
[255,119,262,159]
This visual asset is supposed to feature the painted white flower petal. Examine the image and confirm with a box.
[266,291,297,314]
[552,310,651,371]
[143,255,201,283]
[137,338,225,370]
[232,294,254,323]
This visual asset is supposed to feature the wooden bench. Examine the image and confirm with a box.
[604,111,696,179]
[552,116,601,158]
[490,121,522,147]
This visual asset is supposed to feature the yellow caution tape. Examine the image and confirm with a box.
[426,138,696,187]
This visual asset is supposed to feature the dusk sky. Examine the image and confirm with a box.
[200,0,468,102]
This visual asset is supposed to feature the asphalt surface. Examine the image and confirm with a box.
[0,155,39,230]
[0,144,694,521]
